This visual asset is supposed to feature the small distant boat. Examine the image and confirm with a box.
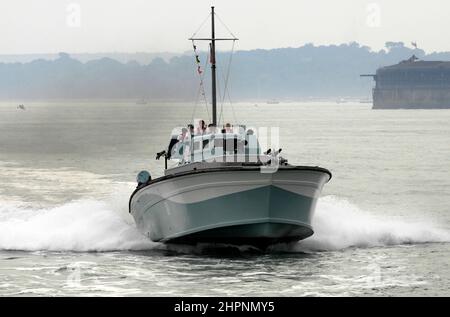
[266,99,280,104]
[136,98,148,105]
[17,104,26,110]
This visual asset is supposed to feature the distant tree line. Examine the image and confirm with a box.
[1,42,448,101]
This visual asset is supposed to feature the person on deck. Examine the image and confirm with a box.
[167,127,189,159]
[178,127,189,142]
[207,123,217,134]
[195,119,207,135]
[224,122,233,133]
[187,124,194,136]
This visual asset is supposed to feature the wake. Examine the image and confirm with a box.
[0,198,153,252]
[294,196,450,252]
[0,195,448,252]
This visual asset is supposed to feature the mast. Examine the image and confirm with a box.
[189,7,238,126]
[210,6,217,126]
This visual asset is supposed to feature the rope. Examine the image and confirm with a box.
[217,65,225,126]
[215,13,237,39]
[190,13,211,39]
[202,50,210,121]
[217,71,223,126]
[218,40,237,126]
[191,40,210,123]
[191,82,202,123]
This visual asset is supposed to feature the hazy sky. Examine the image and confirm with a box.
[0,0,449,54]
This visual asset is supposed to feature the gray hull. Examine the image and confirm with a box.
[129,166,331,247]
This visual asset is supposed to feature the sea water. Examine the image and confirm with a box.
[0,101,449,296]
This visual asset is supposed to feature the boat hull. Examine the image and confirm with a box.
[129,167,331,247]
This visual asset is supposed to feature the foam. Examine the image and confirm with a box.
[0,195,448,252]
[295,196,450,252]
[0,199,154,251]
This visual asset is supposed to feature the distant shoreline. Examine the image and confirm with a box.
[0,99,372,104]
[2,42,445,101]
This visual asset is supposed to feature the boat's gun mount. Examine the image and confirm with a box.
[156,150,168,169]
[265,148,288,166]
